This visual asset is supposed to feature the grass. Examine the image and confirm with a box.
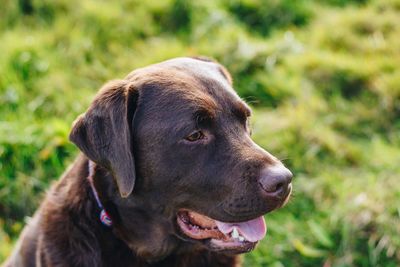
[1,0,399,266]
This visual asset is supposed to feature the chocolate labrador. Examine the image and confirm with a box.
[3,57,292,267]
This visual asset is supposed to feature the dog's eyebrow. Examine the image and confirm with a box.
[194,106,216,125]
[184,91,218,122]
[231,101,251,121]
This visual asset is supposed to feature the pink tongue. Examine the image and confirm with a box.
[215,216,267,242]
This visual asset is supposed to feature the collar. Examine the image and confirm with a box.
[88,160,113,227]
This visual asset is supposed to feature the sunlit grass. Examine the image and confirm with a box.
[1,0,399,265]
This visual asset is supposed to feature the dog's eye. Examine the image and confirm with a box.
[185,131,205,142]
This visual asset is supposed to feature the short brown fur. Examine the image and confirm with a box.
[3,57,291,267]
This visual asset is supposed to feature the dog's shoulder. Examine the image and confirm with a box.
[39,154,103,266]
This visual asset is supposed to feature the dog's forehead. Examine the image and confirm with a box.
[125,57,250,122]
[127,57,239,102]
[128,58,230,88]
[160,57,230,84]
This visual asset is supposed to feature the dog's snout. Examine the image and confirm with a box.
[259,165,292,198]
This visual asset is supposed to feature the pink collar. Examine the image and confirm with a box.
[88,160,113,227]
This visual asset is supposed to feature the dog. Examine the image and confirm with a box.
[3,57,292,267]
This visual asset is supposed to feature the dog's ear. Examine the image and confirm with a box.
[69,80,138,198]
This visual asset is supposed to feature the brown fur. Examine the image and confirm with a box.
[3,57,292,267]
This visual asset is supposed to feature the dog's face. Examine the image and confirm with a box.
[70,57,292,260]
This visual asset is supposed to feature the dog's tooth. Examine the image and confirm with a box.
[231,227,239,239]
[238,236,245,242]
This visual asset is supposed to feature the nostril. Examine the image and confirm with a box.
[275,182,284,193]
[260,180,286,194]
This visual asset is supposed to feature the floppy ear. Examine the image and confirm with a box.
[69,80,138,198]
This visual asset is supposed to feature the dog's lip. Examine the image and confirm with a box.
[176,210,224,240]
[176,209,266,252]
[208,238,257,254]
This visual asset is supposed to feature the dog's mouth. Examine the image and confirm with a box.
[177,210,266,253]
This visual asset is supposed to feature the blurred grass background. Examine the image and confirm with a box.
[1,0,399,266]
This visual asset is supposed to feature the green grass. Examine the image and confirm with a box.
[1,0,399,266]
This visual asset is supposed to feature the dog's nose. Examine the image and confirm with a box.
[259,165,293,198]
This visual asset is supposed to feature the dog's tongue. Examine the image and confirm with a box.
[215,216,266,242]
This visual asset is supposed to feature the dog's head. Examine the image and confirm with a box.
[69,57,292,260]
